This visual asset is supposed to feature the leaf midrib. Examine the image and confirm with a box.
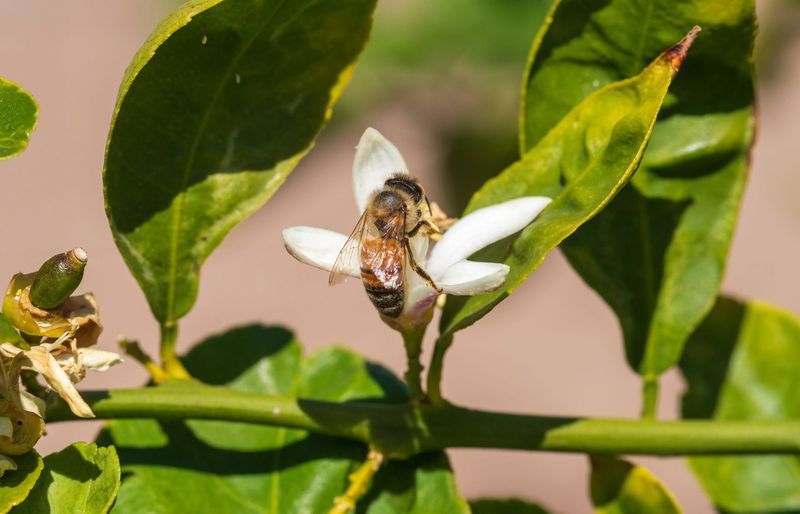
[164,0,290,323]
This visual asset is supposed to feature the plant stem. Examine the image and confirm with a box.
[45,385,800,459]
[328,450,384,514]
[401,327,426,402]
[159,322,190,379]
[426,334,453,405]
[641,375,659,419]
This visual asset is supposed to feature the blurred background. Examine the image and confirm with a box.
[0,1,799,512]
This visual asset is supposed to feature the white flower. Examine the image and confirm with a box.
[283,128,551,331]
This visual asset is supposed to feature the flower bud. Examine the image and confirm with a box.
[29,248,87,310]
[3,273,102,346]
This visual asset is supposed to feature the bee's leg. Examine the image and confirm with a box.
[404,239,442,293]
[422,219,443,241]
[407,219,441,238]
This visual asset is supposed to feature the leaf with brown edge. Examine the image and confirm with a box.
[439,29,697,338]
[521,0,756,382]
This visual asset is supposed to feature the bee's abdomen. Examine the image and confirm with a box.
[361,268,404,318]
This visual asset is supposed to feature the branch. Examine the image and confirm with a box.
[45,385,800,459]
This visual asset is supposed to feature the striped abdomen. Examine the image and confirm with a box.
[360,238,404,318]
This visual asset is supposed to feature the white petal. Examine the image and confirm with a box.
[438,261,509,296]
[77,349,123,372]
[409,232,429,263]
[426,196,552,279]
[0,343,22,358]
[404,282,437,317]
[0,418,12,440]
[282,227,358,276]
[353,128,408,212]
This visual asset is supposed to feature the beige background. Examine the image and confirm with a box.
[0,2,798,512]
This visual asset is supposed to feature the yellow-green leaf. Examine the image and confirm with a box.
[590,456,681,514]
[680,298,800,513]
[0,313,27,350]
[104,0,376,324]
[0,452,42,514]
[0,77,37,160]
[11,444,120,514]
[440,30,695,337]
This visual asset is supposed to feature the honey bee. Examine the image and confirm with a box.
[329,174,441,318]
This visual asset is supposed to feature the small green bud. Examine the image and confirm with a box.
[29,248,87,310]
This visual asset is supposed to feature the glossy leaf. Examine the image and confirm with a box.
[470,498,555,514]
[12,443,120,514]
[0,77,37,159]
[680,298,800,513]
[104,325,467,514]
[358,452,469,514]
[104,0,376,323]
[590,456,681,514]
[439,30,694,337]
[521,0,756,376]
[0,452,42,514]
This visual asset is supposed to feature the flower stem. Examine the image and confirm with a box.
[641,375,659,419]
[159,323,190,380]
[47,385,800,459]
[401,327,426,402]
[328,449,384,514]
[425,334,453,406]
[119,338,168,384]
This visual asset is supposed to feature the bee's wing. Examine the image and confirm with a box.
[360,210,407,291]
[329,211,368,286]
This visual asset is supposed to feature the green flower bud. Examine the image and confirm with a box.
[29,248,87,310]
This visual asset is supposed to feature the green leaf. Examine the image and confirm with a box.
[11,443,120,514]
[104,325,467,514]
[590,456,681,514]
[358,452,469,514]
[0,452,42,514]
[0,77,37,159]
[0,314,27,350]
[470,498,556,514]
[439,30,694,337]
[104,0,376,324]
[680,298,800,513]
[521,0,756,377]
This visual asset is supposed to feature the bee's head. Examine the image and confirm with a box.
[385,175,423,204]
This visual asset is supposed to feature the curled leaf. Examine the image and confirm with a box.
[20,348,94,419]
